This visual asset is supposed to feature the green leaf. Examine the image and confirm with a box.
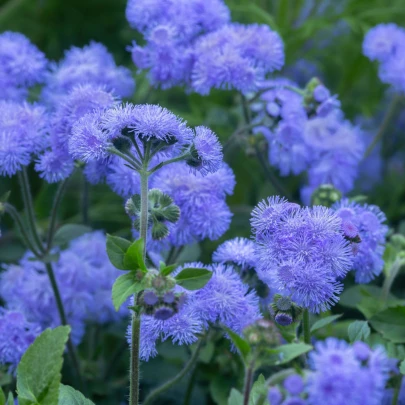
[106,234,132,270]
[348,320,370,342]
[17,326,70,405]
[339,285,396,309]
[276,323,297,343]
[228,389,243,405]
[400,360,405,375]
[0,387,5,405]
[310,314,343,333]
[0,191,10,203]
[249,374,268,405]
[266,343,312,366]
[53,224,92,247]
[58,385,95,405]
[6,393,13,405]
[369,307,405,343]
[175,267,212,290]
[123,239,147,272]
[160,263,177,276]
[112,272,144,311]
[223,327,251,363]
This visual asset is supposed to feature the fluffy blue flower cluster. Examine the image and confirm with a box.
[126,0,284,92]
[213,237,257,271]
[251,197,354,313]
[363,23,405,91]
[333,199,388,283]
[251,79,364,202]
[135,262,261,360]
[0,231,127,371]
[0,32,47,101]
[268,339,390,405]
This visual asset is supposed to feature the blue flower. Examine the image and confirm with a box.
[213,237,257,270]
[332,199,388,283]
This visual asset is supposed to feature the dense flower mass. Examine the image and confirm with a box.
[363,23,405,91]
[42,42,135,104]
[252,196,353,312]
[0,309,42,373]
[135,262,261,360]
[0,101,48,176]
[0,31,47,100]
[251,79,364,201]
[213,237,257,270]
[0,231,127,348]
[333,199,388,283]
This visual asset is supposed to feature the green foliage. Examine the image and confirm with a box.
[106,234,132,270]
[53,224,92,247]
[58,385,95,405]
[0,387,5,405]
[159,263,177,276]
[249,374,268,405]
[174,267,213,290]
[227,389,243,405]
[310,314,343,333]
[369,307,405,343]
[123,239,147,272]
[265,343,312,366]
[400,360,405,375]
[111,272,145,311]
[223,327,251,364]
[348,320,370,342]
[17,326,70,405]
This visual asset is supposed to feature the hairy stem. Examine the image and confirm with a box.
[46,178,69,250]
[3,203,41,256]
[18,168,45,254]
[143,340,203,405]
[129,313,141,405]
[364,95,402,158]
[243,363,255,405]
[303,309,311,344]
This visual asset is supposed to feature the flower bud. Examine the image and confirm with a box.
[275,312,293,326]
[310,184,342,207]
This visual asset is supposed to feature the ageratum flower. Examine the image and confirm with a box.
[187,126,223,176]
[332,199,388,283]
[307,338,390,405]
[0,31,47,99]
[213,237,257,270]
[0,231,127,346]
[0,101,48,177]
[42,42,134,104]
[0,309,41,373]
[134,262,261,360]
[192,24,284,94]
[252,197,353,313]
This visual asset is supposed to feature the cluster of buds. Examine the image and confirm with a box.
[303,77,340,117]
[243,318,281,349]
[137,271,185,320]
[126,189,180,240]
[310,184,342,207]
[270,295,303,326]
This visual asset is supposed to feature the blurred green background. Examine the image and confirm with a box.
[1,0,405,403]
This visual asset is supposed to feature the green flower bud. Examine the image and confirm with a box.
[311,184,342,207]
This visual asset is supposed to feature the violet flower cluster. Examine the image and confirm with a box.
[268,339,390,405]
[251,196,354,313]
[363,23,405,91]
[0,231,127,371]
[251,79,364,202]
[126,0,284,93]
[133,262,261,360]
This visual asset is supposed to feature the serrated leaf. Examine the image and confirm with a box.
[265,343,312,366]
[249,374,267,405]
[228,389,243,405]
[348,320,370,342]
[123,239,147,272]
[106,234,132,270]
[112,272,144,311]
[369,307,405,343]
[160,264,177,276]
[400,360,405,375]
[310,314,343,333]
[17,326,70,405]
[0,387,5,405]
[53,224,92,247]
[175,268,212,290]
[58,385,95,405]
[223,327,251,363]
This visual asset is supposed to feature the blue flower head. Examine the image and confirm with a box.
[332,199,388,283]
[213,237,257,270]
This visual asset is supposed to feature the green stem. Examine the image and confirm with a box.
[364,95,401,158]
[3,203,41,256]
[143,340,203,405]
[392,375,403,405]
[108,147,141,170]
[139,171,149,259]
[81,176,89,226]
[303,309,311,344]
[18,168,45,254]
[46,178,69,250]
[129,313,141,405]
[182,365,198,405]
[148,152,190,174]
[243,363,255,405]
